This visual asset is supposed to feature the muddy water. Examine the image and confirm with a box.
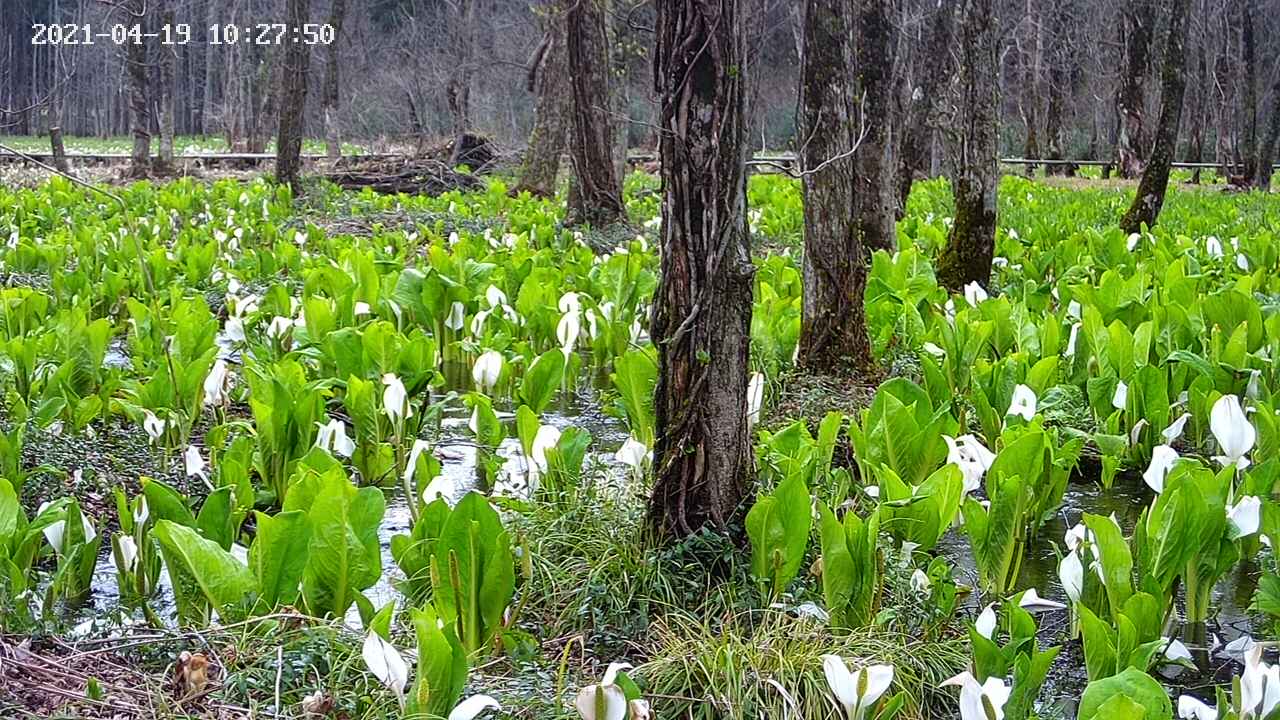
[80,369,631,631]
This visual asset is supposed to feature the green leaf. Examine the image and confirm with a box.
[152,520,255,625]
[1078,667,1171,720]
[300,470,386,618]
[248,510,312,609]
[519,349,565,415]
[141,477,197,528]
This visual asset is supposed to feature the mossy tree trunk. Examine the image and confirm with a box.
[1120,0,1193,234]
[936,0,999,292]
[565,0,625,227]
[797,0,872,376]
[648,0,753,539]
[513,1,571,198]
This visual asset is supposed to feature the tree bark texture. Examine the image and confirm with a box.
[648,0,754,539]
[513,1,572,198]
[797,0,873,375]
[936,0,999,292]
[565,0,625,227]
[125,0,151,178]
[1116,0,1154,179]
[896,5,952,213]
[1256,74,1280,192]
[156,3,176,171]
[1239,0,1258,183]
[853,0,896,254]
[448,0,476,166]
[1120,0,1192,234]
[323,0,348,162]
[275,0,312,189]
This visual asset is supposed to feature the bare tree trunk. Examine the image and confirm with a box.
[896,5,952,213]
[448,0,476,166]
[853,0,895,254]
[512,1,571,197]
[275,0,312,189]
[1120,0,1193,233]
[1252,76,1279,191]
[49,124,70,175]
[935,0,999,292]
[797,0,873,375]
[565,0,625,227]
[156,2,176,172]
[1044,5,1072,176]
[649,0,753,539]
[1239,0,1257,184]
[1116,0,1154,178]
[125,0,151,178]
[323,0,347,162]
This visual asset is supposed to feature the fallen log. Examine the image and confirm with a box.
[323,158,483,196]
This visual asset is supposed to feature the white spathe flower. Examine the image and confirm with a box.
[941,671,1011,720]
[448,695,501,720]
[1227,496,1262,540]
[1206,236,1224,259]
[922,342,946,357]
[575,663,633,720]
[910,569,932,597]
[472,350,503,393]
[421,473,457,507]
[39,502,97,555]
[353,301,372,316]
[1177,695,1216,720]
[747,372,765,428]
[531,425,562,472]
[615,437,649,470]
[1143,444,1180,494]
[821,655,894,720]
[362,632,408,699]
[113,535,139,574]
[142,410,166,442]
[445,301,466,331]
[1018,587,1067,612]
[382,373,412,423]
[1006,384,1037,421]
[944,434,997,494]
[1112,381,1128,410]
[1241,644,1280,720]
[203,358,230,407]
[1164,638,1193,664]
[404,438,434,484]
[1210,395,1255,469]
[557,311,581,354]
[1059,550,1084,602]
[134,496,150,526]
[470,308,491,337]
[266,315,294,339]
[963,282,989,307]
[975,604,997,639]
[558,291,582,314]
[1163,413,1191,443]
[184,445,207,481]
[1065,322,1080,358]
[1067,300,1082,319]
[1126,232,1143,251]
[627,699,651,720]
[231,543,249,565]
[223,315,246,343]
[484,285,507,308]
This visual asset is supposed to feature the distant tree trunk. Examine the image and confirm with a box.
[564,0,625,227]
[936,0,999,292]
[156,3,176,172]
[1239,0,1257,184]
[797,0,872,375]
[1115,0,1154,179]
[275,0,312,189]
[513,1,571,198]
[1252,76,1279,192]
[125,0,151,178]
[853,0,896,254]
[49,124,70,175]
[1044,7,1071,177]
[1120,0,1192,233]
[322,0,347,162]
[649,0,753,539]
[896,5,952,213]
[448,0,476,165]
[608,0,632,184]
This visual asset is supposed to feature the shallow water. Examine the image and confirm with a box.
[79,369,632,631]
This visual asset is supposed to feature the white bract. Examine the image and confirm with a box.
[575,662,634,720]
[1241,644,1280,720]
[184,445,208,481]
[964,282,989,307]
[910,569,932,597]
[1018,587,1066,612]
[944,434,997,494]
[1227,496,1262,540]
[1177,695,1216,720]
[446,301,465,330]
[1143,445,1180,494]
[38,500,97,555]
[362,632,408,700]
[315,417,356,458]
[941,671,1011,720]
[615,437,649,470]
[1006,384,1037,421]
[557,310,581,354]
[531,425,562,473]
[382,373,412,424]
[1162,413,1191,443]
[975,604,997,639]
[447,695,502,720]
[113,535,139,574]
[203,359,230,407]
[1112,381,1128,410]
[1210,395,1255,469]
[1059,550,1084,602]
[747,372,765,428]
[142,410,166,442]
[472,350,503,392]
[821,654,894,720]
